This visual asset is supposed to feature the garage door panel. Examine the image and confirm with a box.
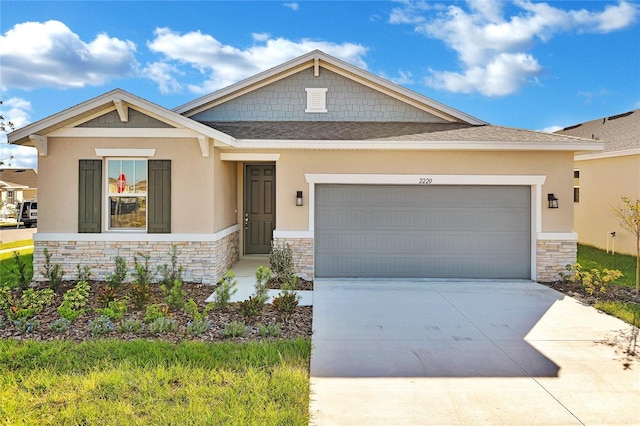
[315,185,531,279]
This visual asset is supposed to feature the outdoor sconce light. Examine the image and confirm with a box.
[296,191,303,206]
[548,193,559,209]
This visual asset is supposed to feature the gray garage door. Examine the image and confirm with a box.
[315,185,531,279]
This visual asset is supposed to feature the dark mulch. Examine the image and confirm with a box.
[541,280,640,306]
[268,277,314,291]
[0,280,312,343]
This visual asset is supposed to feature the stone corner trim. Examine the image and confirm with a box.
[536,237,577,283]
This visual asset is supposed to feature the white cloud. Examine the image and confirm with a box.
[391,0,640,96]
[1,97,37,168]
[0,20,138,90]
[252,32,271,42]
[142,62,183,94]
[146,29,368,93]
[284,2,299,11]
[390,70,415,85]
[539,125,563,133]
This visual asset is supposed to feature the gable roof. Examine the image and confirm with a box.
[8,89,236,147]
[0,168,37,188]
[555,110,639,153]
[173,50,487,125]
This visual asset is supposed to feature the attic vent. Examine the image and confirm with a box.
[305,88,328,113]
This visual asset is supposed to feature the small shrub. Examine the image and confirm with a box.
[186,318,212,336]
[254,266,272,304]
[62,281,91,310]
[0,286,11,311]
[158,245,184,286]
[41,248,65,292]
[116,318,144,333]
[130,283,151,309]
[144,304,169,323]
[89,315,114,336]
[212,271,238,309]
[184,299,213,321]
[50,318,71,333]
[563,263,623,295]
[96,285,117,307]
[223,320,249,338]
[239,296,264,318]
[133,253,154,286]
[147,316,177,334]
[12,251,32,290]
[258,322,282,338]
[7,288,55,320]
[75,265,92,282]
[57,302,85,323]
[13,318,38,335]
[161,279,186,311]
[95,299,128,321]
[106,256,127,289]
[268,241,295,283]
[272,275,300,314]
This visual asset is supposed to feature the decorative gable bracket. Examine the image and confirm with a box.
[29,134,47,156]
[198,135,210,157]
[113,99,129,122]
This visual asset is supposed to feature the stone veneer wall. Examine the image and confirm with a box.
[536,239,577,283]
[33,232,239,285]
[273,237,314,280]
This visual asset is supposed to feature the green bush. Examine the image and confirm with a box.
[239,296,264,318]
[268,241,295,283]
[144,304,169,323]
[12,251,32,290]
[61,281,91,310]
[57,302,85,323]
[147,316,177,334]
[75,265,92,282]
[186,318,212,336]
[563,263,624,295]
[50,318,71,333]
[95,299,128,321]
[116,318,144,333]
[254,266,272,304]
[7,288,55,320]
[40,248,64,292]
[96,285,116,307]
[89,315,114,336]
[13,318,38,335]
[258,322,282,338]
[158,245,184,287]
[223,320,249,338]
[212,271,237,309]
[106,255,127,289]
[161,279,186,311]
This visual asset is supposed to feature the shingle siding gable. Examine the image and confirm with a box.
[77,109,173,128]
[191,68,448,123]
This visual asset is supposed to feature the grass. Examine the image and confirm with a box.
[0,239,34,261]
[594,301,640,328]
[577,243,637,288]
[0,338,312,425]
[1,253,34,285]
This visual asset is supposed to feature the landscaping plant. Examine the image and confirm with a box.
[106,255,127,289]
[611,196,640,292]
[88,315,114,336]
[563,263,623,296]
[268,241,295,283]
[147,316,177,334]
[144,304,170,324]
[223,320,249,338]
[41,248,64,292]
[212,271,238,309]
[131,254,154,308]
[272,275,301,314]
[158,245,184,286]
[49,318,71,333]
[116,318,144,333]
[161,279,186,311]
[12,251,32,289]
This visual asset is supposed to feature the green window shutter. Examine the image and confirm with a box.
[78,159,102,233]
[148,160,171,233]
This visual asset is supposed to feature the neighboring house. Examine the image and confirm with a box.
[8,50,601,284]
[0,168,38,217]
[556,110,640,256]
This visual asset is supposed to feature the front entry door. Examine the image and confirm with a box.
[244,164,275,254]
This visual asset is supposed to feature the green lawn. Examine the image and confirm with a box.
[1,253,33,285]
[0,339,311,425]
[0,239,34,261]
[577,243,637,288]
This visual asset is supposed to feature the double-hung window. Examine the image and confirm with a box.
[107,159,147,230]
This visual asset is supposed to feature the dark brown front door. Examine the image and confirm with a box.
[244,164,275,254]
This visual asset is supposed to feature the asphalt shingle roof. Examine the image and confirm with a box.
[555,110,639,152]
[0,168,38,188]
[201,121,591,143]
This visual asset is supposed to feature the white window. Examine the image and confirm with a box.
[107,159,147,230]
[305,88,328,113]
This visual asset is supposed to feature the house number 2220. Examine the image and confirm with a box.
[418,178,433,184]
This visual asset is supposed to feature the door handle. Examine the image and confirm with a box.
[244,213,249,229]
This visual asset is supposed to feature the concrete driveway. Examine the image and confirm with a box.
[309,279,640,425]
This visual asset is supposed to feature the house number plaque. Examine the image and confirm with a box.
[418,178,433,184]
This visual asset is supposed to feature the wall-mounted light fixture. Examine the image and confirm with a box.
[547,193,559,209]
[296,191,303,206]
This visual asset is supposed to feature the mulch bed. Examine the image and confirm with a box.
[541,280,640,306]
[0,279,312,343]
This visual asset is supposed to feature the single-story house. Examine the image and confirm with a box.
[556,110,639,256]
[0,168,38,217]
[8,50,602,284]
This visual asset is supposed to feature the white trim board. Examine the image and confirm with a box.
[34,225,240,243]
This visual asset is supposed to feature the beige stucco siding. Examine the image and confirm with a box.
[271,150,574,233]
[38,137,215,233]
[574,154,640,255]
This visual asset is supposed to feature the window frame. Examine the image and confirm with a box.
[105,158,148,232]
[573,169,580,204]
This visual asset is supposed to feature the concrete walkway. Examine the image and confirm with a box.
[310,279,640,425]
[205,256,313,306]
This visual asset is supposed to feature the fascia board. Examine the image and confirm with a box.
[574,148,640,161]
[232,139,605,152]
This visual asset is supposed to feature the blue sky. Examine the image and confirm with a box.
[2,0,639,168]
